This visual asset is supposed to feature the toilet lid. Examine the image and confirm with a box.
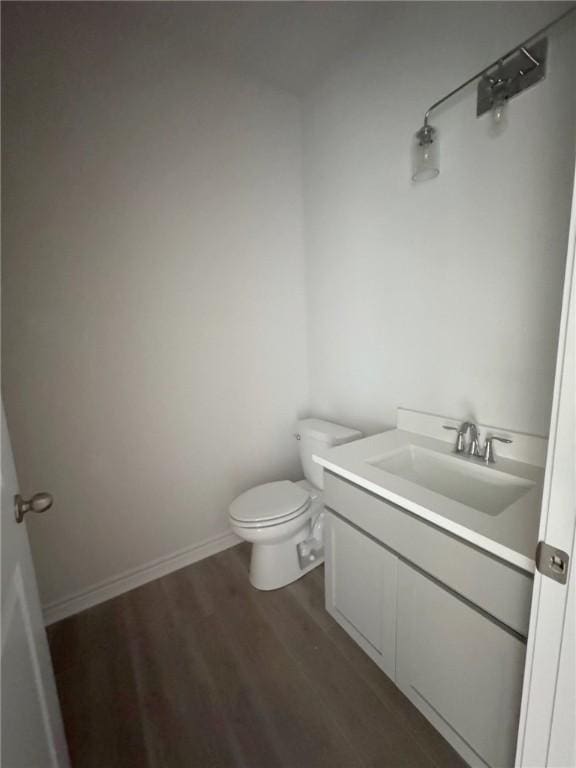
[229,481,311,524]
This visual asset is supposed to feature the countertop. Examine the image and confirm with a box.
[313,426,545,573]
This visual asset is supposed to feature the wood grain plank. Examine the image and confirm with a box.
[48,543,467,768]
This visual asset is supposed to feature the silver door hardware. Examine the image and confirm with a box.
[14,492,53,524]
[535,541,570,585]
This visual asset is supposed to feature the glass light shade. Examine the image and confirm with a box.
[489,77,509,136]
[490,95,508,135]
[412,124,439,182]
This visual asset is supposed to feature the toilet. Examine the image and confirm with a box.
[229,418,362,590]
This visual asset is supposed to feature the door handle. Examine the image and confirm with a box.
[14,492,53,524]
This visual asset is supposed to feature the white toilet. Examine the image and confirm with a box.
[229,418,362,590]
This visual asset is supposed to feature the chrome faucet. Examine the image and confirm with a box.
[443,421,481,456]
[465,423,483,458]
[444,422,513,463]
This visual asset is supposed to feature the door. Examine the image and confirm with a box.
[515,162,576,766]
[1,405,70,768]
[325,512,397,680]
[396,561,526,768]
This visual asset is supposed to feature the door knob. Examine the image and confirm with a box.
[14,492,53,524]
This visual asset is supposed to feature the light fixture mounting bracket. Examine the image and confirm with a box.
[476,38,547,118]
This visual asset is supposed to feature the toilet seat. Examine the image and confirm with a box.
[229,481,311,528]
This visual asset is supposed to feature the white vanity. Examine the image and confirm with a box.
[313,408,546,768]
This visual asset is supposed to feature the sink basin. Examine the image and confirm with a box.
[368,445,534,515]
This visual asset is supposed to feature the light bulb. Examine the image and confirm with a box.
[492,101,506,124]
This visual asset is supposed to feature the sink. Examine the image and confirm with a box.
[368,445,534,515]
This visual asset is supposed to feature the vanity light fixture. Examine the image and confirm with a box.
[411,6,575,182]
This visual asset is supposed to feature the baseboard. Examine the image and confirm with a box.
[43,530,241,626]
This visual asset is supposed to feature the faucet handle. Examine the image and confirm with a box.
[443,425,465,453]
[483,435,512,463]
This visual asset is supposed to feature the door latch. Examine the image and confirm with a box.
[535,541,570,585]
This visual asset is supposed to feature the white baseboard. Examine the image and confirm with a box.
[43,530,241,626]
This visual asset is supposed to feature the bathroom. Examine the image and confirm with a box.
[1,2,575,767]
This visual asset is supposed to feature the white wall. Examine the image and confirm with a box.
[4,3,575,610]
[303,2,576,437]
[2,4,308,606]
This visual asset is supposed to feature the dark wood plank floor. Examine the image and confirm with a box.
[47,543,467,768]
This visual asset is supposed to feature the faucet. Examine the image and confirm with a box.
[444,422,513,463]
[465,423,483,458]
[443,421,482,456]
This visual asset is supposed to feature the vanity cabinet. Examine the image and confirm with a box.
[325,513,397,680]
[324,472,530,768]
[396,563,526,768]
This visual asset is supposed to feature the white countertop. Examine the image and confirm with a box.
[314,424,545,574]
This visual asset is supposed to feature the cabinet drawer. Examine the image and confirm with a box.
[325,472,533,636]
[396,562,525,768]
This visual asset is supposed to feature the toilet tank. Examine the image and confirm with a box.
[295,418,362,490]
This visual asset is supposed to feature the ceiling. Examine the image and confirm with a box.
[3,1,382,97]
[169,2,381,95]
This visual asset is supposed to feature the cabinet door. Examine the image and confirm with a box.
[396,562,526,768]
[325,512,397,679]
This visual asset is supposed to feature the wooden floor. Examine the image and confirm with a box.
[48,543,467,768]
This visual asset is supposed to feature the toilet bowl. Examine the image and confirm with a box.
[229,419,362,590]
[229,479,322,590]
